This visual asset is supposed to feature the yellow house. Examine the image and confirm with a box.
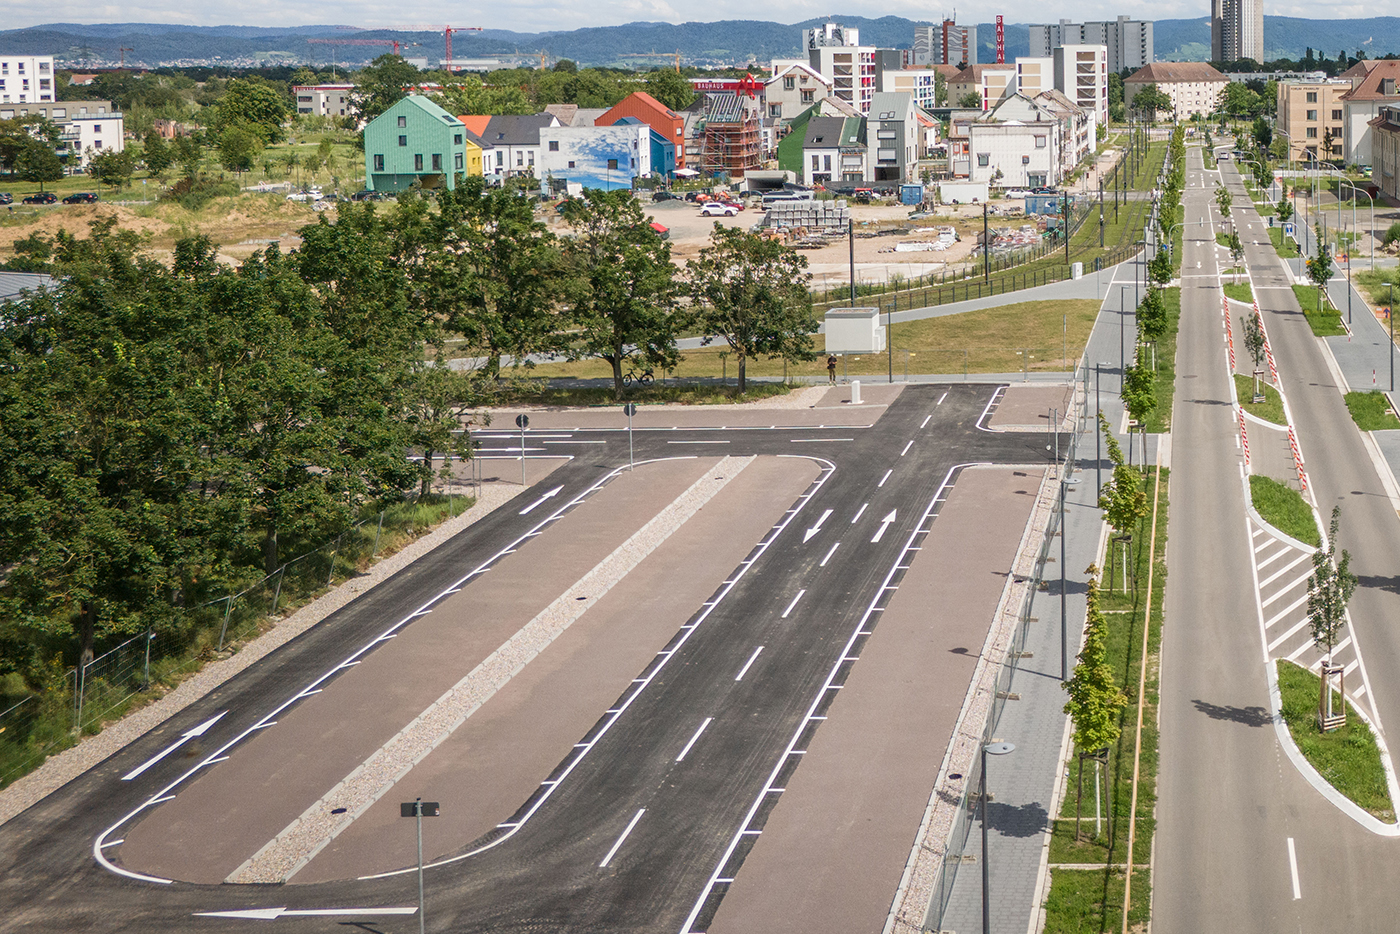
[463,135,484,176]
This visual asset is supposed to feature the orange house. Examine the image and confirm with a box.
[596,91,686,168]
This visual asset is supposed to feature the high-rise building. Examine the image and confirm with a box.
[913,21,977,67]
[0,55,56,104]
[1212,0,1264,65]
[1028,17,1152,75]
[805,23,860,50]
[808,45,903,115]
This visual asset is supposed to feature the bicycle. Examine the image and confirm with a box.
[622,366,654,387]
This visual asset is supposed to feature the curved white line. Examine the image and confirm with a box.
[974,386,1009,432]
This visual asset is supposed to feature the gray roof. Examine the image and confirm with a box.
[868,92,914,120]
[804,116,848,148]
[483,114,558,146]
[0,272,55,302]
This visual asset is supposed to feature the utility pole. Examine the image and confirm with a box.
[1064,191,1071,263]
[983,201,990,282]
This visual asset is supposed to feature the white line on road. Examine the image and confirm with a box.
[879,468,893,487]
[920,414,933,428]
[600,808,647,869]
[852,503,868,523]
[789,438,854,443]
[676,718,714,763]
[781,590,806,619]
[900,440,914,456]
[121,712,227,781]
[803,508,833,543]
[195,907,418,921]
[1287,837,1301,899]
[820,542,840,567]
[937,391,948,405]
[871,510,897,543]
[735,646,764,681]
[668,440,730,444]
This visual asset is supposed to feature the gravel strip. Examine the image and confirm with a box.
[886,464,1056,934]
[229,456,754,884]
[492,384,830,414]
[0,482,528,829]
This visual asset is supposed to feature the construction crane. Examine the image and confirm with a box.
[619,49,681,73]
[371,26,485,70]
[118,47,133,67]
[308,37,418,55]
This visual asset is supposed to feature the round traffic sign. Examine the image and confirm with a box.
[515,414,530,429]
[623,403,638,416]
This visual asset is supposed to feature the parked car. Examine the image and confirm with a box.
[62,192,99,204]
[700,202,739,217]
[0,193,11,205]
[717,200,744,211]
[351,189,390,202]
[22,192,57,204]
[286,186,324,203]
[652,190,682,202]
[1030,187,1057,195]
[1003,189,1030,199]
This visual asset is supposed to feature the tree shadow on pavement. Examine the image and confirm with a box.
[987,800,1049,838]
[1191,698,1272,727]
[1358,573,1400,595]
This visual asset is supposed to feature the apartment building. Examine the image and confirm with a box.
[764,62,833,124]
[808,45,902,116]
[363,96,468,192]
[1339,61,1400,167]
[1029,17,1152,75]
[877,66,946,110]
[951,49,1107,124]
[0,55,56,105]
[1371,104,1400,202]
[805,23,860,50]
[293,84,354,118]
[0,99,122,166]
[913,20,978,67]
[1125,62,1229,120]
[1054,45,1110,127]
[1276,79,1351,162]
[967,93,1076,189]
[1016,58,1055,98]
[1212,0,1264,65]
[867,92,919,183]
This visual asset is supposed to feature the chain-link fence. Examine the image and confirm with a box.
[924,363,1085,930]
[0,492,470,790]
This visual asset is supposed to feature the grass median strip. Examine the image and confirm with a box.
[1269,227,1300,259]
[1223,282,1254,303]
[1235,374,1286,425]
[1276,660,1396,823]
[1141,288,1180,433]
[1292,284,1347,337]
[1344,391,1400,431]
[1248,475,1320,546]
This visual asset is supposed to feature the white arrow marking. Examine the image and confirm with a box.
[870,510,897,543]
[194,907,418,920]
[803,508,833,543]
[122,712,227,781]
[519,485,564,515]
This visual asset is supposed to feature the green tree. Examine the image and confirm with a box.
[687,226,818,394]
[0,115,60,175]
[217,125,262,177]
[957,91,982,109]
[1062,568,1128,839]
[1121,353,1157,425]
[87,148,136,190]
[142,129,173,180]
[1150,246,1174,284]
[1098,413,1148,590]
[560,189,683,400]
[16,139,63,191]
[1226,229,1244,267]
[172,134,203,178]
[1214,182,1232,217]
[1306,224,1334,312]
[1138,286,1168,345]
[351,54,421,122]
[1131,83,1172,122]
[1308,507,1357,729]
[436,76,533,116]
[645,69,696,111]
[1108,72,1124,107]
[1276,198,1293,224]
[211,78,291,144]
[1252,115,1272,148]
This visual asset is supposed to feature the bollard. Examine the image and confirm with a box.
[851,379,862,405]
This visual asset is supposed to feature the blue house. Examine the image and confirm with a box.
[614,116,676,179]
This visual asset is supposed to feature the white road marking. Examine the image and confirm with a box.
[803,508,833,543]
[781,590,806,619]
[195,907,418,921]
[920,414,933,428]
[600,809,646,868]
[900,440,914,456]
[735,646,764,681]
[852,503,869,523]
[820,542,840,567]
[1260,552,1311,588]
[676,718,713,763]
[1287,837,1302,899]
[879,469,893,487]
[937,391,948,405]
[121,712,228,781]
[789,438,854,443]
[668,440,730,444]
[871,510,897,543]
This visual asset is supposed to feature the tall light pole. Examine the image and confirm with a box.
[1060,475,1081,681]
[1095,362,1108,500]
[981,741,1016,934]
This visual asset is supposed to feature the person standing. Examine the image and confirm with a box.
[827,354,838,384]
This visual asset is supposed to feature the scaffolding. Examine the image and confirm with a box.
[695,92,763,179]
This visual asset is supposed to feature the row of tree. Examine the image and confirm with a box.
[0,182,816,684]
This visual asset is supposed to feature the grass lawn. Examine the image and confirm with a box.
[1354,268,1399,308]
[1141,288,1180,433]
[1344,391,1400,430]
[1292,284,1347,337]
[1216,232,1234,248]
[1269,227,1300,259]
[518,299,1102,383]
[1223,282,1254,303]
[1235,374,1286,424]
[1249,475,1319,545]
[1276,660,1395,822]
[1044,469,1167,934]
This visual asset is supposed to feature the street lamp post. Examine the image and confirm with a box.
[888,303,894,383]
[1060,475,1081,681]
[981,741,1016,934]
[1095,362,1108,500]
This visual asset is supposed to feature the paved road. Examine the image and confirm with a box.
[1154,146,1400,934]
[0,385,1062,933]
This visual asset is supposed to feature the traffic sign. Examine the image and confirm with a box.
[623,403,638,416]
[515,414,530,429]
[401,801,440,817]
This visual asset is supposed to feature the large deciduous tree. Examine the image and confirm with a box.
[211,78,290,144]
[351,54,421,123]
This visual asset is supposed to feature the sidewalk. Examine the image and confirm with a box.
[935,257,1143,934]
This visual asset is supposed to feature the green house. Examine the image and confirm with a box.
[364,95,468,192]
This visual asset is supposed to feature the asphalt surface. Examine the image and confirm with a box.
[0,383,1061,934]
[1154,147,1400,934]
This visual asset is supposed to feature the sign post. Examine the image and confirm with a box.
[400,799,441,934]
[515,414,530,486]
[623,403,637,470]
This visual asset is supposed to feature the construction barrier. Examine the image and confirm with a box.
[1288,425,1308,492]
[1255,302,1280,385]
[1239,409,1251,467]
[1224,297,1236,371]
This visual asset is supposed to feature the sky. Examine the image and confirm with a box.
[4,1,1378,34]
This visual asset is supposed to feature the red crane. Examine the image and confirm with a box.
[376,25,485,69]
[308,37,417,55]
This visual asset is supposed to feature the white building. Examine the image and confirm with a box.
[1055,45,1110,127]
[0,55,56,104]
[967,92,1082,188]
[1016,58,1055,98]
[539,124,651,191]
[1125,61,1230,120]
[1029,17,1152,75]
[805,23,860,49]
[0,99,122,167]
[808,46,905,116]
[878,68,942,110]
[765,62,832,123]
[293,84,354,118]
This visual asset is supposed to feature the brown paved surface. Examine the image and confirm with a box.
[987,383,1074,430]
[294,456,821,882]
[119,458,722,884]
[708,466,1043,934]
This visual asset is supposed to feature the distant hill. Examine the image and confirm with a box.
[2,16,1398,69]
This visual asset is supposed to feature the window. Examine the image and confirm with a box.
[398,115,407,127]
[527,153,534,166]
[812,154,820,171]
[454,133,462,144]
[52,108,63,117]
[93,124,101,134]
[432,153,441,171]
[516,152,524,166]
[455,153,463,170]
[769,104,781,117]
[568,160,576,168]
[977,153,990,166]
[823,155,831,171]
[496,151,503,167]
[399,135,407,147]
[1306,110,1317,121]
[607,158,619,170]
[1307,127,1318,138]
[374,154,384,171]
[1306,92,1317,103]
[801,89,814,103]
[549,140,559,151]
[784,77,795,90]
[1332,109,1342,120]
[414,154,423,170]
[1034,135,1046,148]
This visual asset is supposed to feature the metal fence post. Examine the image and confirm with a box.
[143,630,154,690]
[371,510,385,558]
[271,567,285,616]
[326,535,340,588]
[217,595,234,652]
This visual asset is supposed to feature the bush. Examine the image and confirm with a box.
[1385,221,1400,246]
[158,175,240,211]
